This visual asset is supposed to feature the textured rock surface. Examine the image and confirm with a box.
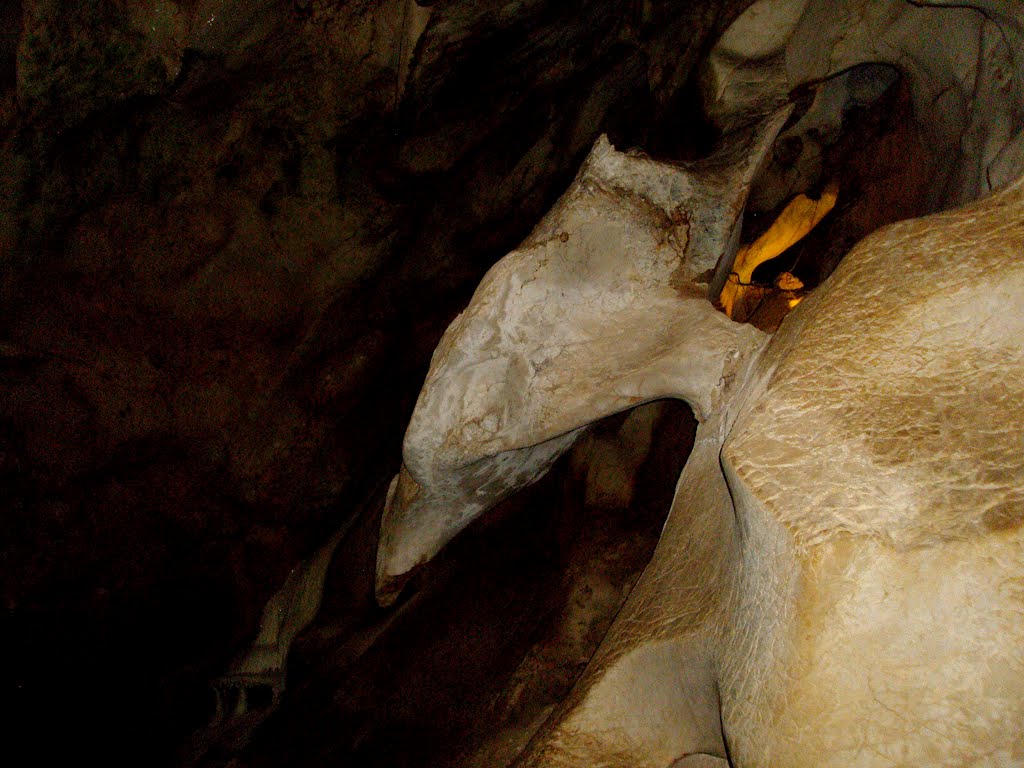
[6,0,1022,764]
[720,176,1024,766]
[383,159,1024,768]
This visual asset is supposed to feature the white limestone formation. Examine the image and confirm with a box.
[376,108,790,604]
[376,1,1024,765]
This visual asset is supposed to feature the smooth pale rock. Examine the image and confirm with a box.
[518,407,744,767]
[701,0,809,127]
[214,523,350,717]
[516,175,1024,768]
[376,113,787,604]
[746,63,900,212]
[387,173,1024,768]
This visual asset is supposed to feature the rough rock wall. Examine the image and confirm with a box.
[0,0,752,764]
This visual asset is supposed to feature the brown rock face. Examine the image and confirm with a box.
[0,1,751,765]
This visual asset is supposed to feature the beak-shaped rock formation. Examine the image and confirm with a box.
[376,111,789,605]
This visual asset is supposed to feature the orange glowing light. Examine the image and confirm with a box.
[721,181,838,319]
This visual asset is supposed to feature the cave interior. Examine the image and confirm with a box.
[1,1,1021,766]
